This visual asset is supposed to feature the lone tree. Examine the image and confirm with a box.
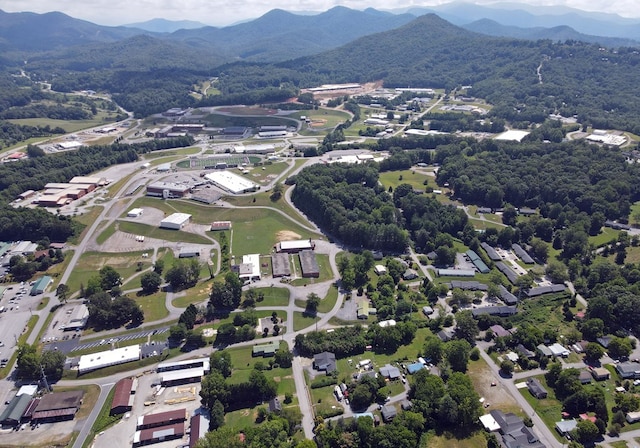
[305,292,321,315]
[56,283,69,303]
[140,271,162,294]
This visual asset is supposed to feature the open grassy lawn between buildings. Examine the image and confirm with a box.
[116,220,212,245]
[66,250,156,295]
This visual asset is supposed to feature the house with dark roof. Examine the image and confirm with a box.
[489,410,546,448]
[481,242,501,261]
[472,306,517,318]
[313,352,337,374]
[381,405,397,422]
[516,344,535,359]
[490,325,511,338]
[525,284,566,298]
[512,244,534,264]
[268,397,282,413]
[578,370,592,384]
[499,285,518,305]
[526,378,548,399]
[437,328,455,342]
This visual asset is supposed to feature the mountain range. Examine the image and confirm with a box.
[0,3,638,69]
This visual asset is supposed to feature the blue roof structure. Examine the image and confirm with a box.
[407,362,424,374]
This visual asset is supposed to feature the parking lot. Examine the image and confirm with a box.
[0,283,47,364]
[44,326,170,355]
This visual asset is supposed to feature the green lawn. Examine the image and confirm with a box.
[318,285,339,313]
[96,221,117,245]
[378,169,437,192]
[132,290,169,322]
[66,250,155,295]
[293,311,318,331]
[248,286,290,307]
[8,116,116,133]
[117,220,212,244]
[589,227,621,248]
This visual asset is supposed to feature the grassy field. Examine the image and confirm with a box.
[248,286,290,307]
[378,169,439,192]
[8,116,115,133]
[421,431,488,448]
[117,220,212,244]
[66,250,154,295]
[293,311,317,331]
[589,227,621,247]
[132,290,169,322]
[292,108,351,135]
[127,198,321,252]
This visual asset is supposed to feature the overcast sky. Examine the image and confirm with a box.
[1,0,639,26]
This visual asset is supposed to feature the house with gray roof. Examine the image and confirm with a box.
[313,351,337,374]
[526,378,548,399]
[379,364,401,380]
[381,405,397,422]
[617,362,640,379]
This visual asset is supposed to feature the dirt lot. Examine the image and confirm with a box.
[468,357,522,415]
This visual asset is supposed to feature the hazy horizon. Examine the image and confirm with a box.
[1,0,639,27]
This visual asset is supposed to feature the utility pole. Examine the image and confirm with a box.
[40,364,51,393]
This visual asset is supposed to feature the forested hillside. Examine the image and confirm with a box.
[435,139,640,220]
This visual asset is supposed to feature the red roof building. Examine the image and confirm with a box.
[110,377,135,415]
[137,408,187,430]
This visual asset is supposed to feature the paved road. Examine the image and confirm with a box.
[72,383,114,448]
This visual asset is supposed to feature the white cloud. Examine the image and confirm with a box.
[0,0,639,26]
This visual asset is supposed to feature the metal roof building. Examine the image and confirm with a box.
[30,275,52,295]
[160,213,192,230]
[157,357,210,373]
[32,390,84,422]
[137,408,188,430]
[437,269,475,277]
[0,393,32,426]
[160,367,205,386]
[78,345,141,374]
[205,171,257,194]
[110,377,136,415]
[133,422,185,447]
[277,239,315,253]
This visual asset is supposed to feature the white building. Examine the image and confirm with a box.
[65,304,89,330]
[205,171,257,194]
[160,213,192,230]
[495,130,530,142]
[78,345,141,374]
[127,208,144,218]
[374,265,387,275]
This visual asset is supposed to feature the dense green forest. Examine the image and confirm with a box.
[435,139,640,219]
[290,164,409,251]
